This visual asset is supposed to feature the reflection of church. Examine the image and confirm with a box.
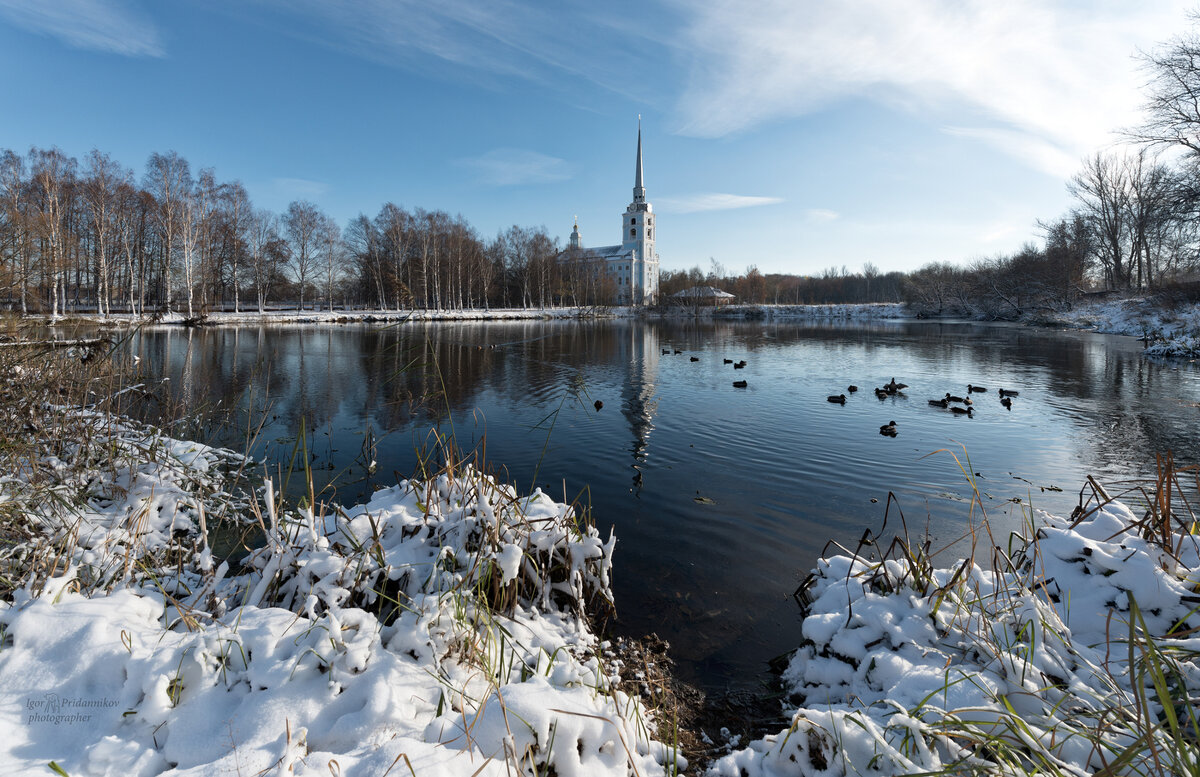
[568,123,660,306]
[616,323,659,490]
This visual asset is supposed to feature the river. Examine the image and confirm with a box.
[121,318,1200,692]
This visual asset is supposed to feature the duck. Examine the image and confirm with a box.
[967,384,988,393]
[1001,396,1013,410]
[949,406,974,416]
[733,380,748,388]
[827,394,847,404]
[723,358,733,364]
[886,378,908,392]
[690,356,699,362]
[879,420,898,436]
[945,393,966,404]
[674,349,683,355]
[594,400,603,411]
[847,385,858,393]
[998,388,1020,397]
[662,348,671,355]
[734,361,747,369]
[874,387,889,399]
[928,397,949,408]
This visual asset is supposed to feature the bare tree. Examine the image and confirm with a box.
[319,213,342,311]
[29,148,77,317]
[284,200,322,310]
[82,150,131,316]
[0,150,30,312]
[144,151,192,311]
[1069,152,1131,290]
[248,208,281,313]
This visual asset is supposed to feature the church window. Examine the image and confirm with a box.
[648,229,652,239]
[630,228,636,237]
[631,218,636,225]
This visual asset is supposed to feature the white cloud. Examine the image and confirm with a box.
[657,193,783,213]
[457,149,571,186]
[669,0,1190,174]
[0,0,164,56]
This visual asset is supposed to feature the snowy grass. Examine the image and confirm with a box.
[711,449,1200,777]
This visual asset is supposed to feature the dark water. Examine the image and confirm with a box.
[123,319,1200,692]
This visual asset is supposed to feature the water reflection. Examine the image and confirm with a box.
[126,320,1200,692]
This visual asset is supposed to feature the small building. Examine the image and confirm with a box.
[671,286,736,306]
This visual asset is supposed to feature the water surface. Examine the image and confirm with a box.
[123,319,1200,692]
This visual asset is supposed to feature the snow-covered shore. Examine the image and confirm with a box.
[2,409,1198,775]
[0,414,675,776]
[1038,296,1200,357]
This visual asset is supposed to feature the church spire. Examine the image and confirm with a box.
[633,116,646,205]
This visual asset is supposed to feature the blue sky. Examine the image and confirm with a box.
[0,0,1191,276]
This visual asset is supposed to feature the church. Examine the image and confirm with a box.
[566,123,660,305]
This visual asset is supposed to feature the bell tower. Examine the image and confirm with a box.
[622,118,657,304]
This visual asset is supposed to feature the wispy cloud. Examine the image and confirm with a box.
[457,149,571,187]
[0,0,164,57]
[805,208,839,223]
[658,193,783,214]
[252,0,664,102]
[272,177,329,200]
[669,0,1189,174]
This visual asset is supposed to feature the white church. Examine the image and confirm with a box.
[567,123,660,305]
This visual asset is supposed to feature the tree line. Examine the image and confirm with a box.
[0,148,632,316]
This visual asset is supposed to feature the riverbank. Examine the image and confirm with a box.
[0,406,683,775]
[1036,295,1200,357]
[37,302,911,328]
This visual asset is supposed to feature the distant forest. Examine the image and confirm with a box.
[4,22,1200,317]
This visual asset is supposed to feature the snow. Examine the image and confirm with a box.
[1043,296,1200,357]
[709,498,1200,776]
[0,414,674,776]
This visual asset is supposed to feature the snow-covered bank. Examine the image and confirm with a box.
[53,307,630,328]
[1041,296,1200,357]
[0,415,675,776]
[711,496,1200,776]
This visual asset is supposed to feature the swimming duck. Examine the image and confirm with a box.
[733,380,748,388]
[827,394,847,404]
[945,393,966,404]
[967,384,987,393]
[723,358,733,364]
[662,348,671,355]
[674,349,683,355]
[928,397,949,408]
[847,385,858,393]
[734,361,747,369]
[998,388,1020,397]
[1001,396,1013,409]
[886,378,908,392]
[879,420,898,436]
[949,406,974,416]
[690,356,699,362]
[874,387,889,399]
[594,400,603,411]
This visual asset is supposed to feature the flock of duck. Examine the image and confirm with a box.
[645,351,1020,439]
[827,378,1020,437]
